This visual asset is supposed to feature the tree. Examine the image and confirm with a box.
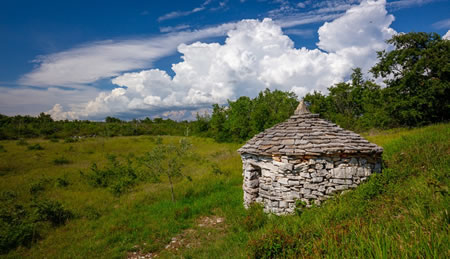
[139,139,191,202]
[370,32,450,126]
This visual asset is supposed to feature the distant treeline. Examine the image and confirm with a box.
[1,32,448,142]
[0,114,193,140]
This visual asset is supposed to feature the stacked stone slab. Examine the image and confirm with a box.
[238,101,383,215]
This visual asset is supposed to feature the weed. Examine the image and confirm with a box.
[53,156,71,165]
[247,228,298,258]
[0,145,6,152]
[55,176,70,188]
[31,199,73,226]
[243,203,267,231]
[294,200,307,216]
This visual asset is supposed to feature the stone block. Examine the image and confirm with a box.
[330,179,352,185]
[288,180,299,186]
[312,191,324,196]
[325,187,336,194]
[304,183,318,189]
[279,201,288,208]
[278,177,289,185]
[273,161,294,171]
[315,163,324,170]
[317,169,328,176]
[318,185,326,192]
[300,188,311,195]
[331,167,353,179]
[311,177,323,183]
[300,172,311,178]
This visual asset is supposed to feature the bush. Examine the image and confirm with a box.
[53,156,71,165]
[243,203,267,231]
[29,178,52,195]
[0,192,36,253]
[31,199,73,226]
[27,144,44,151]
[247,228,298,259]
[55,176,70,187]
[81,154,137,196]
[0,145,6,152]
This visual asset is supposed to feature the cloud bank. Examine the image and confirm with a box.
[48,0,395,120]
[20,23,235,88]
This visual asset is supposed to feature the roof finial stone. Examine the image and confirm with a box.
[295,99,309,114]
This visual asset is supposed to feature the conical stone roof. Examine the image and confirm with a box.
[238,101,383,156]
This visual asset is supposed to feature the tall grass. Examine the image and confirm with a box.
[0,124,448,258]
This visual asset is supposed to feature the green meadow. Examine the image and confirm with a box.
[1,123,449,258]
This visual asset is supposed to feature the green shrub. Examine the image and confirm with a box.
[0,145,6,152]
[247,228,298,259]
[294,200,307,216]
[81,155,137,196]
[53,156,71,165]
[0,215,35,254]
[0,192,36,253]
[243,203,267,231]
[55,176,70,187]
[31,199,73,226]
[27,144,44,150]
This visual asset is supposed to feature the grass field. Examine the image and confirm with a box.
[0,123,449,258]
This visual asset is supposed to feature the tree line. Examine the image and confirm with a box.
[0,114,193,140]
[1,32,448,142]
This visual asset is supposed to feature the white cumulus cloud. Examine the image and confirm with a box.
[20,24,235,88]
[49,0,396,120]
[443,30,450,40]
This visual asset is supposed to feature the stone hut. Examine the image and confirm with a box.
[237,101,383,214]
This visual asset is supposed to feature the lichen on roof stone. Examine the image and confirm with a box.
[238,102,383,156]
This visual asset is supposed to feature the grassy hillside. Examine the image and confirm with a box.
[0,123,448,258]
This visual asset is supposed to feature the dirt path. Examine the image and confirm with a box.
[128,215,226,259]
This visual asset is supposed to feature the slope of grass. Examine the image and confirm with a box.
[0,123,448,258]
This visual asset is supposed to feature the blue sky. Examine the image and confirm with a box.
[0,0,449,120]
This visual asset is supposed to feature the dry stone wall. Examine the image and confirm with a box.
[242,153,382,215]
